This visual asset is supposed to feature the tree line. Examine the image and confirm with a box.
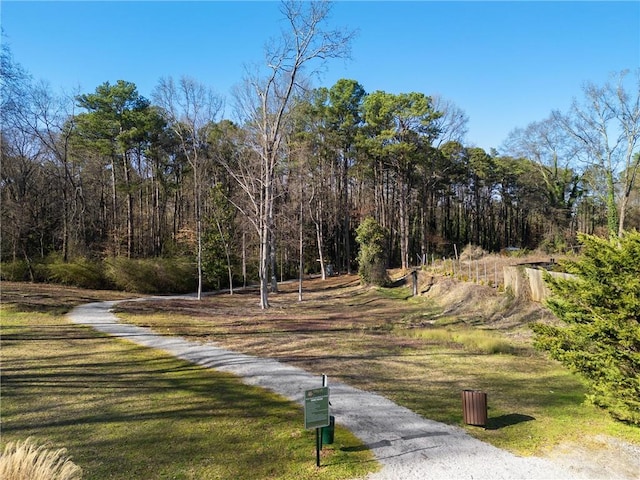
[2,2,639,306]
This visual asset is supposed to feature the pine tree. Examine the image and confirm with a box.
[531,231,640,424]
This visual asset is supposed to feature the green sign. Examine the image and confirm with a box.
[304,387,330,429]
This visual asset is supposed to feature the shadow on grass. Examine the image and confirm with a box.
[486,413,536,430]
[2,311,379,479]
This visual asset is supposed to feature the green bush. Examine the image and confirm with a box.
[531,231,640,425]
[46,256,109,290]
[0,261,31,282]
[355,217,389,286]
[2,256,199,294]
[104,257,197,294]
[1,260,51,283]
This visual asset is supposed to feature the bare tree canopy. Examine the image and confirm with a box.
[431,95,469,148]
[553,69,640,237]
[153,76,223,299]
[503,115,583,236]
[230,0,355,308]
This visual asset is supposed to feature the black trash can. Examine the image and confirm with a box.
[462,390,487,427]
[321,416,335,445]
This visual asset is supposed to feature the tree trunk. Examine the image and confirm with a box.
[259,170,272,308]
[242,232,247,288]
[259,224,270,308]
[123,152,133,258]
[110,155,119,256]
[269,191,278,294]
[215,216,234,295]
[605,168,618,238]
[299,191,304,302]
[342,155,351,274]
[61,188,69,262]
[310,185,326,280]
[618,193,629,238]
[399,180,409,269]
[195,167,203,300]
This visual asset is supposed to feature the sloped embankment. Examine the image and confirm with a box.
[417,273,553,337]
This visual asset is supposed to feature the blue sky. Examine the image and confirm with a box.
[2,1,639,152]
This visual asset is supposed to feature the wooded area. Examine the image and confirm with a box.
[2,2,639,306]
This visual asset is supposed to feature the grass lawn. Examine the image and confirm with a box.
[0,283,377,480]
[2,276,639,478]
[109,275,640,457]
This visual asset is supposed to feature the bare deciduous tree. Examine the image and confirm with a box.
[553,69,640,237]
[432,95,469,148]
[503,115,583,238]
[231,0,354,308]
[153,76,223,299]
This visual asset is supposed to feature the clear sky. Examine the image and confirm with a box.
[2,1,639,152]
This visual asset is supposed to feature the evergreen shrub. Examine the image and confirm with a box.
[531,231,640,425]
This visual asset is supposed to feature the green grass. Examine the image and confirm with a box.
[3,278,639,474]
[374,285,414,300]
[108,279,640,458]
[0,307,377,480]
[403,327,516,354]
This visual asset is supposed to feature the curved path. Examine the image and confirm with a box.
[69,298,592,480]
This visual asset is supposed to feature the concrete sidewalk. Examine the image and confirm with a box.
[69,299,593,480]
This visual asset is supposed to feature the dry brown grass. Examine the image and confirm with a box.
[0,281,140,315]
[115,274,552,419]
[1,283,376,480]
[113,271,640,462]
[113,275,441,408]
[418,276,553,336]
[0,438,82,480]
[424,250,563,287]
[4,271,638,471]
[114,275,433,363]
[113,270,553,376]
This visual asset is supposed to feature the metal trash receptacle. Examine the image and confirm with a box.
[462,390,487,427]
[321,415,335,445]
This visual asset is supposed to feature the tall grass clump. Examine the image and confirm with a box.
[406,327,515,354]
[105,256,197,293]
[407,328,453,344]
[452,329,515,354]
[0,438,82,480]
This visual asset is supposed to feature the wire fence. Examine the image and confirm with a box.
[416,252,560,293]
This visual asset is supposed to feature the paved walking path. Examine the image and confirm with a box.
[68,298,595,479]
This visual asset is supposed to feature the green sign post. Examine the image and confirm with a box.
[304,386,330,467]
